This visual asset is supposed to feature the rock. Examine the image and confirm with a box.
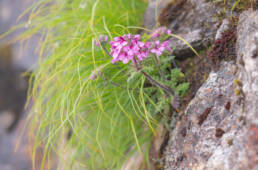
[0,0,40,70]
[169,29,205,59]
[164,10,258,170]
[237,10,258,93]
[144,0,221,58]
[0,111,15,130]
[0,1,43,170]
[236,10,258,169]
[0,44,29,132]
[215,19,231,40]
[144,0,170,30]
[164,62,240,169]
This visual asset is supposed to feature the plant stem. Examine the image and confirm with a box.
[141,71,175,96]
[100,74,138,91]
[133,57,175,96]
[172,59,178,68]
[101,43,178,107]
[154,55,165,80]
[101,43,112,58]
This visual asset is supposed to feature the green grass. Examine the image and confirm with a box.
[18,0,152,169]
[1,0,190,169]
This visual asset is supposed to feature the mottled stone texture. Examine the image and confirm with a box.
[236,10,258,170]
[144,0,220,58]
[144,0,170,30]
[164,10,258,170]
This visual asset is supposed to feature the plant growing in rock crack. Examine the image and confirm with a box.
[2,0,190,169]
[94,27,189,119]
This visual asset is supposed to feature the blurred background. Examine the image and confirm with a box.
[0,0,39,169]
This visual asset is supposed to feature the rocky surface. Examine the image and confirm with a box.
[144,0,170,30]
[215,19,231,40]
[0,45,29,132]
[144,0,221,58]
[0,45,31,170]
[0,0,39,70]
[164,10,258,170]
[0,0,39,169]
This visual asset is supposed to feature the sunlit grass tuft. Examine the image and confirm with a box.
[1,0,191,169]
[9,0,160,169]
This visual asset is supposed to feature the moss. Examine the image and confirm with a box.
[210,0,254,12]
[210,0,256,27]
[225,101,231,110]
[234,79,242,87]
[238,116,244,122]
[215,128,225,138]
[158,0,188,26]
[227,139,233,146]
[207,29,237,65]
[235,89,241,95]
[232,0,255,12]
[178,52,213,110]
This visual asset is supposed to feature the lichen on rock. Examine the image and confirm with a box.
[164,9,258,170]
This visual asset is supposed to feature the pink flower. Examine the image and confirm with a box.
[108,33,172,64]
[161,40,172,52]
[109,34,150,64]
[95,35,109,46]
[137,41,151,61]
[95,41,100,47]
[151,41,163,56]
[167,29,172,35]
[151,27,171,38]
[152,31,160,39]
[99,35,108,42]
[150,40,172,56]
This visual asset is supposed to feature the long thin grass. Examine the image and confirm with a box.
[7,0,162,169]
[0,0,192,168]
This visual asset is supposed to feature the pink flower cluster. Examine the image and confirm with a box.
[151,40,172,56]
[151,27,172,39]
[109,34,150,64]
[95,35,108,46]
[109,33,172,64]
